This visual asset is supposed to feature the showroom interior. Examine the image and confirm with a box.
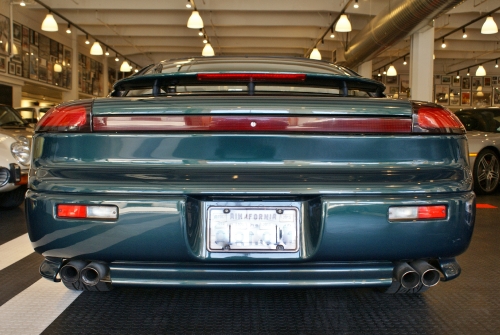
[1,0,500,334]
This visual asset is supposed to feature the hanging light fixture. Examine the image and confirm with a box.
[203,36,208,44]
[115,54,119,62]
[186,0,192,8]
[456,71,460,79]
[41,12,58,32]
[387,65,397,76]
[309,48,322,60]
[198,29,203,36]
[120,60,131,72]
[202,43,215,56]
[105,47,109,56]
[383,67,387,75]
[20,0,26,6]
[90,41,103,55]
[496,59,499,68]
[403,56,407,65]
[467,68,470,76]
[377,70,381,77]
[354,0,359,9]
[481,16,498,34]
[85,34,90,45]
[335,14,352,32]
[66,23,71,34]
[441,38,446,48]
[187,11,204,29]
[54,62,62,73]
[135,66,139,73]
[462,27,467,38]
[476,65,486,76]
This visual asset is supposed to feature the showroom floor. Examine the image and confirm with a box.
[0,194,499,335]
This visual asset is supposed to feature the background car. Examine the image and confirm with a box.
[15,106,52,124]
[0,104,32,209]
[455,107,500,194]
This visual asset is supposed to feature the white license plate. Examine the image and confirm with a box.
[207,206,299,252]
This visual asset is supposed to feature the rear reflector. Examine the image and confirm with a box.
[388,205,447,221]
[57,204,118,220]
[36,100,93,133]
[197,73,306,82]
[93,115,411,133]
[414,105,465,134]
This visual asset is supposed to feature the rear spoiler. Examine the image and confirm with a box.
[111,72,386,97]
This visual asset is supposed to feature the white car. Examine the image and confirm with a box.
[454,107,500,194]
[0,105,32,209]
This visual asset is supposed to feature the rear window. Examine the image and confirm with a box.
[455,109,500,132]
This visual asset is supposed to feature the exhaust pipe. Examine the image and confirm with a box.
[80,262,110,286]
[393,262,420,289]
[410,260,440,287]
[60,260,88,283]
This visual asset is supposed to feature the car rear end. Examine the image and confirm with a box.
[25,58,475,293]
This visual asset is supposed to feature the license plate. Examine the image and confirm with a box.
[207,206,299,252]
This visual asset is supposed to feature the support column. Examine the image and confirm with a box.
[410,25,434,102]
[357,61,373,79]
[103,56,109,96]
[62,33,79,101]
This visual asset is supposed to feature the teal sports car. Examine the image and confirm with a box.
[26,57,475,294]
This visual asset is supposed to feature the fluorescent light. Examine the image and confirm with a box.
[309,48,321,60]
[41,13,58,32]
[120,60,131,72]
[476,65,486,76]
[90,41,103,55]
[481,16,498,34]
[202,43,215,56]
[335,14,352,32]
[187,11,204,29]
[387,65,397,76]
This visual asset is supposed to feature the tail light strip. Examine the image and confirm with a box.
[93,115,412,133]
[388,205,447,221]
[57,204,118,220]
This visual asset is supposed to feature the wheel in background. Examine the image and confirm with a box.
[0,185,27,210]
[473,149,500,195]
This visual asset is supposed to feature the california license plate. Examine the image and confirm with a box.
[207,206,299,252]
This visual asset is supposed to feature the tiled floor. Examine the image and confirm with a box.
[1,194,499,334]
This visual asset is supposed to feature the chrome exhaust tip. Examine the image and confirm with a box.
[394,262,420,289]
[410,260,440,287]
[80,262,109,286]
[60,260,88,283]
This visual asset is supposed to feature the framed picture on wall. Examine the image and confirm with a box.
[461,91,471,106]
[399,75,409,94]
[8,62,15,74]
[13,23,21,42]
[452,76,460,87]
[434,74,441,84]
[435,84,450,105]
[484,77,492,87]
[15,64,21,76]
[22,25,29,52]
[493,88,500,106]
[386,76,398,85]
[441,76,451,84]
[450,89,460,106]
[0,56,5,72]
[472,91,491,107]
[461,77,471,90]
[472,76,483,90]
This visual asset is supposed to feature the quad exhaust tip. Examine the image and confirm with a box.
[80,262,109,286]
[394,262,421,289]
[60,260,88,284]
[410,260,441,287]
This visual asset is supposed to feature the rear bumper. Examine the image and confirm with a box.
[25,191,476,263]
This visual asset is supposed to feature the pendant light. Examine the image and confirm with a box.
[481,16,498,34]
[202,43,215,56]
[90,41,103,55]
[115,54,120,62]
[441,38,446,48]
[354,0,359,9]
[496,59,499,68]
[387,65,397,76]
[186,0,192,8]
[467,68,470,76]
[309,48,322,60]
[66,24,71,34]
[335,15,352,32]
[120,60,131,72]
[476,65,486,76]
[105,47,109,56]
[403,56,407,65]
[20,1,26,6]
[187,11,204,29]
[456,71,460,79]
[41,13,58,32]
[85,34,90,45]
[462,28,467,38]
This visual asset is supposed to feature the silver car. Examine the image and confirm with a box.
[455,107,500,194]
[0,105,32,209]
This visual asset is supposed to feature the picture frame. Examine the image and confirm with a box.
[441,76,451,84]
[472,76,483,90]
[449,90,460,106]
[472,91,491,107]
[386,75,398,85]
[0,55,5,72]
[493,88,500,106]
[0,14,9,55]
[434,74,441,85]
[435,84,450,105]
[452,76,460,87]
[29,44,38,80]
[8,61,15,74]
[13,22,21,42]
[484,77,491,87]
[389,86,399,94]
[461,77,470,90]
[461,91,471,106]
[400,75,409,94]
[22,26,29,51]
[15,64,21,76]
[12,43,21,63]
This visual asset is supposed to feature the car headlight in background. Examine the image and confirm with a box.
[11,136,31,166]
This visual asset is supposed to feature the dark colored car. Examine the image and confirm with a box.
[455,107,500,194]
[26,57,475,294]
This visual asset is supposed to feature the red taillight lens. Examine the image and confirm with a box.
[93,115,411,133]
[414,105,465,134]
[388,205,447,221]
[36,100,93,132]
[417,205,447,219]
[56,204,118,219]
[57,205,87,218]
[197,73,306,82]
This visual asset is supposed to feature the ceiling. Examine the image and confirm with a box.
[10,0,500,76]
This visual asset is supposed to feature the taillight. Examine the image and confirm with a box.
[388,205,447,221]
[36,100,93,132]
[197,73,306,82]
[57,204,118,220]
[413,103,465,134]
